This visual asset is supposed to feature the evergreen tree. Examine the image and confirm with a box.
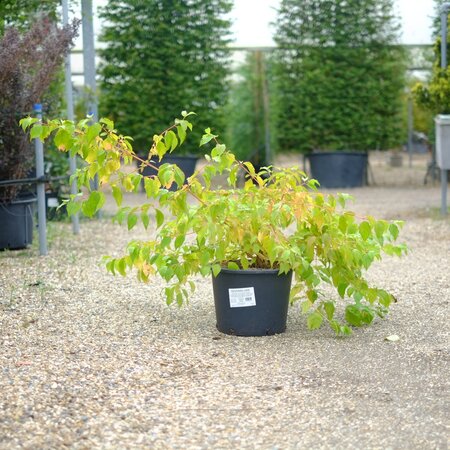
[273,0,406,153]
[99,0,232,154]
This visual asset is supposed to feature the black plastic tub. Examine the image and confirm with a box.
[212,268,293,336]
[307,152,368,188]
[140,155,198,191]
[0,197,36,250]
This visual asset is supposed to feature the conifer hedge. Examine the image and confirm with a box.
[273,0,406,153]
[99,0,232,155]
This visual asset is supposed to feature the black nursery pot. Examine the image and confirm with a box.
[140,155,198,191]
[307,152,368,188]
[0,197,36,250]
[212,268,293,336]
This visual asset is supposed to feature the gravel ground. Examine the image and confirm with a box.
[0,156,449,449]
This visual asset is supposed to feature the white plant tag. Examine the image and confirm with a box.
[228,287,256,308]
[47,197,59,207]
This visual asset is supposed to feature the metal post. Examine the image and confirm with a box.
[81,0,98,122]
[34,104,48,256]
[407,95,413,168]
[62,0,80,234]
[260,52,272,166]
[440,4,450,215]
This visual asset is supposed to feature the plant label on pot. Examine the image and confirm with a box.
[228,287,256,308]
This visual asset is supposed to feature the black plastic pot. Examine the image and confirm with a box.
[212,268,293,336]
[307,152,368,188]
[140,155,198,191]
[0,197,36,250]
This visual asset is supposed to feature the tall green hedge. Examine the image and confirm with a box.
[273,0,406,153]
[99,0,232,155]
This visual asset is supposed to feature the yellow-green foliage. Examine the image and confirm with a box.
[21,113,407,336]
[413,38,450,114]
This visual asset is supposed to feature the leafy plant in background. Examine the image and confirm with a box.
[99,0,233,156]
[22,113,406,335]
[0,0,59,34]
[273,0,407,153]
[0,17,79,202]
[413,37,450,115]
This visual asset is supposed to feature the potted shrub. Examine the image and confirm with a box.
[22,112,406,336]
[273,0,406,188]
[0,17,78,249]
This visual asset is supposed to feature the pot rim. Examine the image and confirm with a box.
[218,267,289,275]
[308,151,368,157]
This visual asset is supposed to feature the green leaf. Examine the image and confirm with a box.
[156,139,167,157]
[345,305,362,326]
[30,124,43,140]
[307,311,323,330]
[174,166,185,187]
[345,304,374,327]
[174,235,185,249]
[86,122,102,143]
[359,221,371,240]
[227,261,240,270]
[200,128,218,147]
[338,215,347,233]
[66,201,81,217]
[144,177,161,198]
[323,302,335,321]
[81,191,105,218]
[54,128,73,151]
[375,221,386,239]
[161,236,171,248]
[337,282,348,298]
[141,211,150,229]
[127,213,138,230]
[389,223,399,240]
[301,300,312,314]
[155,209,164,228]
[165,130,178,151]
[158,163,175,188]
[211,144,226,160]
[177,124,186,144]
[212,264,221,277]
[112,185,123,206]
[20,116,38,131]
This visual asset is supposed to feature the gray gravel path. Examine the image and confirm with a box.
[0,183,449,449]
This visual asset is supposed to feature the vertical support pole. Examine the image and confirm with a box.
[62,0,80,234]
[34,104,48,256]
[260,52,272,166]
[442,169,448,215]
[407,94,413,168]
[440,5,450,216]
[81,0,98,123]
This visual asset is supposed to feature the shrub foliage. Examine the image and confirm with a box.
[273,0,406,153]
[99,0,233,155]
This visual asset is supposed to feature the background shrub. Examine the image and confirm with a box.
[99,0,233,155]
[273,0,407,153]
